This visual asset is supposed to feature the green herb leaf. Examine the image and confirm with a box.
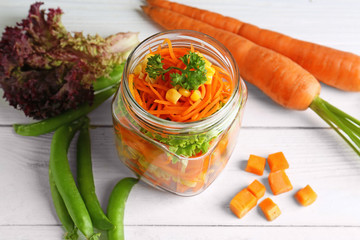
[170,51,207,90]
[145,54,165,79]
[144,51,207,90]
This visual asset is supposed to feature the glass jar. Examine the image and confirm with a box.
[112,30,247,196]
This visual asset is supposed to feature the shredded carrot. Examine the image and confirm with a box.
[128,74,135,97]
[147,82,165,100]
[162,38,177,62]
[133,87,144,108]
[154,99,174,105]
[130,38,233,122]
[200,84,206,99]
[148,109,184,115]
[204,102,219,118]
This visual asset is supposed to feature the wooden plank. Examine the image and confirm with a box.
[0,225,359,240]
[124,225,360,240]
[1,127,359,226]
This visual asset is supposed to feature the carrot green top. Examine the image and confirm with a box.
[128,38,233,122]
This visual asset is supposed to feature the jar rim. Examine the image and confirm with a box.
[120,29,246,132]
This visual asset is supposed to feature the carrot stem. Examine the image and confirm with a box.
[310,96,360,156]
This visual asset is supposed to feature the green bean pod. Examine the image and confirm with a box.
[107,177,138,240]
[93,63,125,91]
[77,118,114,230]
[13,86,117,137]
[49,119,100,240]
[49,170,79,240]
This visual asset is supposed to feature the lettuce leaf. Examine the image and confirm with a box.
[0,2,138,119]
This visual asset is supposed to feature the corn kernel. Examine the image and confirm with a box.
[178,88,191,97]
[134,64,142,75]
[166,88,182,104]
[205,66,215,85]
[190,90,201,102]
[206,66,216,75]
[205,60,212,68]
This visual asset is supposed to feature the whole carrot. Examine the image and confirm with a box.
[142,5,320,111]
[142,5,360,156]
[146,0,360,91]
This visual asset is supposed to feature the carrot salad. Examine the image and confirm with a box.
[128,38,233,122]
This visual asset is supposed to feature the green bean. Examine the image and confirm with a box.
[50,119,100,240]
[13,87,117,137]
[77,118,114,230]
[49,169,79,240]
[93,63,125,91]
[107,177,138,240]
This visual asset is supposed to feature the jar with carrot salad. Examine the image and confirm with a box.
[112,30,247,196]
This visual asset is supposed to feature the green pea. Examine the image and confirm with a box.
[49,118,100,240]
[49,169,79,240]
[77,118,114,230]
[107,178,138,240]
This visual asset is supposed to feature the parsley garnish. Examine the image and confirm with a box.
[145,51,207,90]
[145,54,166,79]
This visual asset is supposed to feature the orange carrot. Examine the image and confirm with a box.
[259,198,281,221]
[142,5,320,111]
[268,170,293,195]
[295,185,317,206]
[229,188,257,219]
[245,154,266,176]
[247,179,266,199]
[146,0,360,91]
[267,152,289,172]
[142,4,360,156]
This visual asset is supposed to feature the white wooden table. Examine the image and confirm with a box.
[1,0,360,239]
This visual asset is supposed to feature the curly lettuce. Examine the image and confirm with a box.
[0,2,138,119]
[142,129,219,161]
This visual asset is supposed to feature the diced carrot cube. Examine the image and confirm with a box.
[268,170,293,195]
[229,188,258,219]
[259,198,281,221]
[245,154,266,176]
[295,185,317,206]
[247,179,266,199]
[267,152,289,172]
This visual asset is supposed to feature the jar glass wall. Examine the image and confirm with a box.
[112,30,247,196]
